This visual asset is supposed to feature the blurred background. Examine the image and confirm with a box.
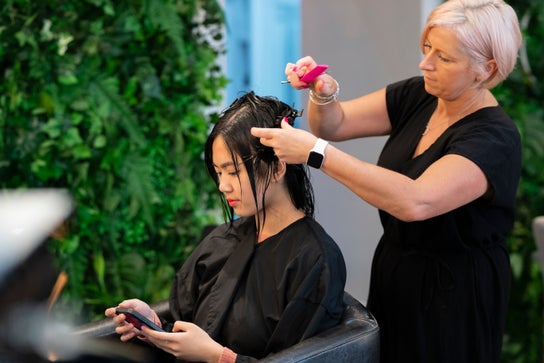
[0,0,542,362]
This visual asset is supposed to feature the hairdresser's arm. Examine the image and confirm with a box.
[285,57,391,141]
[251,122,488,222]
[319,143,488,221]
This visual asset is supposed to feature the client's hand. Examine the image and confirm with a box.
[105,298,160,342]
[142,321,224,363]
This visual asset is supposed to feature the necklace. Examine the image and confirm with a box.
[421,92,487,136]
[421,119,452,136]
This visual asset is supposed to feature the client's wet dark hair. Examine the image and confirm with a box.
[204,92,314,231]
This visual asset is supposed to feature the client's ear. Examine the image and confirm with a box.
[274,160,287,182]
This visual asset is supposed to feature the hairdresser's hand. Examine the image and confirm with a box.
[285,56,336,95]
[105,299,160,342]
[251,120,318,165]
[142,321,223,363]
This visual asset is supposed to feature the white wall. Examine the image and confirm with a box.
[300,0,439,303]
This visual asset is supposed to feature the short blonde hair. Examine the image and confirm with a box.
[421,0,522,88]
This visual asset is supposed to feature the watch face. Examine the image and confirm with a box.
[307,151,324,168]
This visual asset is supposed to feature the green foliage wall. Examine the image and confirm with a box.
[0,0,226,321]
[494,0,544,361]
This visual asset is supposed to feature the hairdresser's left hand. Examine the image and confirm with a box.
[251,121,318,165]
[142,321,223,363]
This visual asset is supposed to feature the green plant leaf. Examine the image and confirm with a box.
[1,0,225,325]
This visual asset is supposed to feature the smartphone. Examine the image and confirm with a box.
[300,64,329,83]
[115,307,166,332]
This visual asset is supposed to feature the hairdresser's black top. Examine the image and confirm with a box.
[368,76,521,363]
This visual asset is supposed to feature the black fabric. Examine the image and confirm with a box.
[367,76,521,363]
[0,241,61,362]
[168,216,346,362]
[0,241,59,311]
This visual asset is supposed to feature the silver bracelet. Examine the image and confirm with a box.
[309,79,340,105]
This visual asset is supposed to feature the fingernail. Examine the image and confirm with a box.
[282,117,288,123]
[292,66,298,72]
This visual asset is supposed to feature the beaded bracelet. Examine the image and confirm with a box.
[309,79,340,106]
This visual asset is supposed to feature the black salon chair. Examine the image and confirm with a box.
[74,291,379,363]
[260,292,380,362]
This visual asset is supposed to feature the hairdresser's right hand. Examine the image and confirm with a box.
[105,298,159,342]
[285,56,335,95]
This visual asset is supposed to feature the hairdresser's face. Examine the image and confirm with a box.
[212,135,260,217]
[419,27,478,100]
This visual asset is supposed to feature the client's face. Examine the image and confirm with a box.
[212,135,260,217]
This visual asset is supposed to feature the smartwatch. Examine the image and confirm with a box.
[307,138,328,169]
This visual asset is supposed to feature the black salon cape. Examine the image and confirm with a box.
[368,76,521,363]
[166,216,346,362]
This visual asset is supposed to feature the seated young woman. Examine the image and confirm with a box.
[105,92,347,363]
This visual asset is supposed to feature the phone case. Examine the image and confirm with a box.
[116,307,165,332]
[300,64,329,83]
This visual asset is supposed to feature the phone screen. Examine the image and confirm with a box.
[116,307,165,332]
